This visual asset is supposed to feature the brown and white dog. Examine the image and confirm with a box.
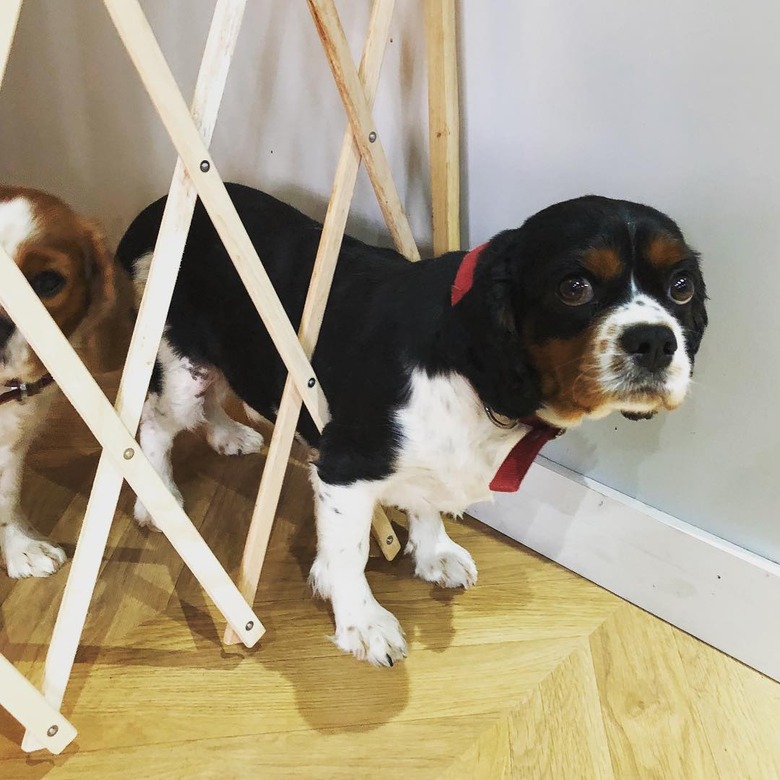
[0,185,131,579]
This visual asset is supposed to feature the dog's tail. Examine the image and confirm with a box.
[128,251,152,309]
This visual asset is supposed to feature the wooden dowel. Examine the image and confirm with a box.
[307,0,420,261]
[21,0,250,754]
[425,0,461,254]
[0,654,77,755]
[103,0,329,428]
[224,0,402,646]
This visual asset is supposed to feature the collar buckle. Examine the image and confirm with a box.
[0,374,54,406]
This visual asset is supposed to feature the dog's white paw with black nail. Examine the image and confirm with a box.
[332,602,407,667]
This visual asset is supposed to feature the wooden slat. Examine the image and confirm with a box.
[307,0,420,261]
[0,0,80,756]
[0,0,22,89]
[103,0,329,428]
[0,248,264,649]
[0,654,76,755]
[425,0,461,254]
[223,0,401,647]
[21,0,249,753]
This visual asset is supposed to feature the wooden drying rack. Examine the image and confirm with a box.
[0,0,460,754]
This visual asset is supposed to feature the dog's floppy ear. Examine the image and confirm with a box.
[453,230,542,419]
[79,222,134,372]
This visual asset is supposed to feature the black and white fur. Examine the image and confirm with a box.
[117,184,707,665]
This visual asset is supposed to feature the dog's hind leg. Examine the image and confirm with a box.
[202,377,264,457]
[308,469,407,666]
[134,339,212,530]
[405,510,477,589]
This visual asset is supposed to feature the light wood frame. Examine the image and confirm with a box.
[226,0,462,644]
[0,0,460,753]
[425,0,461,254]
[0,654,76,755]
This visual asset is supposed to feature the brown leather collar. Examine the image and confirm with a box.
[0,374,55,406]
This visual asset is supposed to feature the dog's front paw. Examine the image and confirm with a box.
[134,483,184,533]
[4,534,66,579]
[206,422,264,456]
[409,539,478,589]
[333,602,407,667]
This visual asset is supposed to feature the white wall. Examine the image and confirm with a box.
[1,2,777,563]
[0,0,432,250]
[461,1,780,563]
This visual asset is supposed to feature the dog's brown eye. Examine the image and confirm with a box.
[31,270,66,299]
[558,276,593,306]
[668,272,694,304]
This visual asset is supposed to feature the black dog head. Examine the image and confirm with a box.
[454,196,708,427]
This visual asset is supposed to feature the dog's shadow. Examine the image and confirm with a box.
[7,423,461,739]
[180,416,462,733]
[227,499,459,734]
[153,452,480,735]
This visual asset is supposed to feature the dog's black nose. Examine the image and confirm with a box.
[620,324,677,372]
[0,318,15,350]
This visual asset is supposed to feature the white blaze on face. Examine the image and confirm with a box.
[595,289,692,413]
[0,197,38,260]
[0,197,38,379]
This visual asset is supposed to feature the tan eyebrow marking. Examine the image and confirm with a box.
[646,235,688,269]
[581,247,623,281]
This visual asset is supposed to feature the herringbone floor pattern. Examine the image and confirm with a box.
[2,387,779,779]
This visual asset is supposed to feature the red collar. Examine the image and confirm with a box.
[452,243,564,492]
[451,242,488,306]
[0,374,55,406]
[488,417,563,492]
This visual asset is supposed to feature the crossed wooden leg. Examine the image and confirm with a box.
[0,0,78,753]
[0,246,264,749]
[224,0,409,643]
[0,653,76,755]
[15,0,259,753]
[105,0,401,551]
[1,0,455,753]
[224,0,430,643]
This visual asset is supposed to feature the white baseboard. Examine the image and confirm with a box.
[468,457,780,682]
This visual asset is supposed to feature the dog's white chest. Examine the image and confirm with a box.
[382,371,526,514]
[0,391,51,455]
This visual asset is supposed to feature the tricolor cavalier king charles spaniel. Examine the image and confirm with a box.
[117,183,707,665]
[0,185,130,579]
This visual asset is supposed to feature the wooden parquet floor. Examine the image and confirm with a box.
[2,383,780,779]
